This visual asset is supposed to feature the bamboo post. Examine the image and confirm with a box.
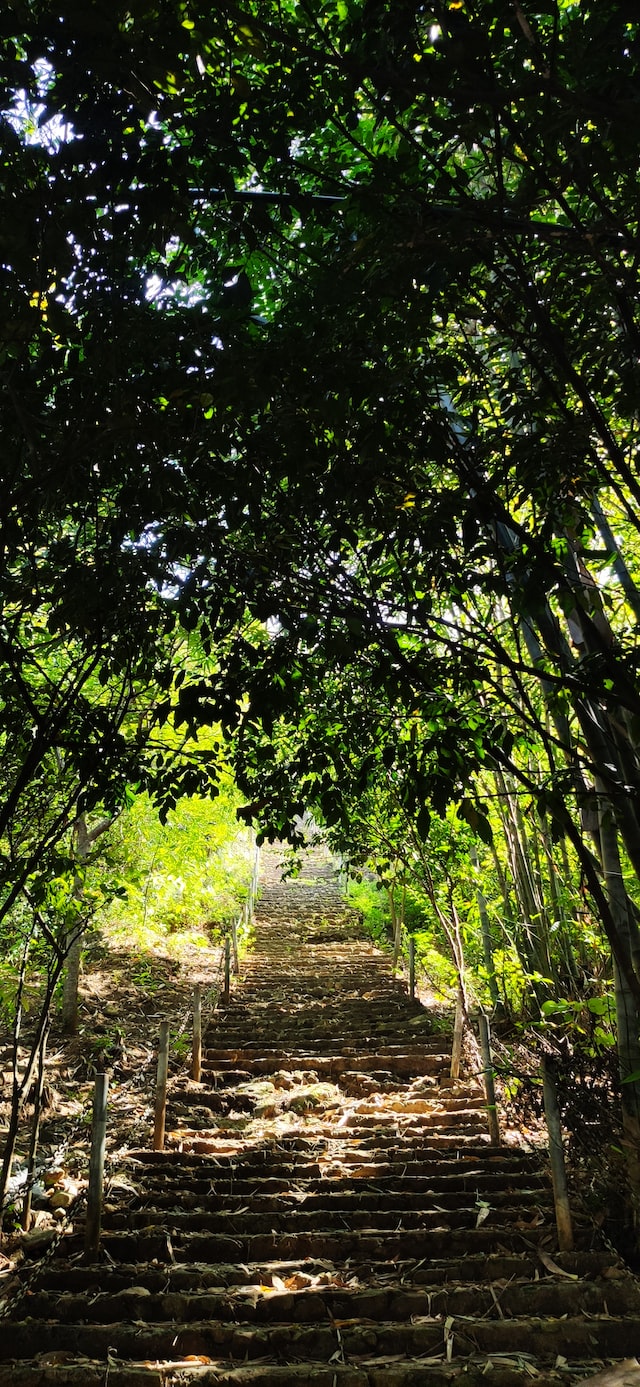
[408,937,416,1000]
[153,1021,170,1152]
[541,1054,574,1251]
[450,988,464,1082]
[85,1073,109,1259]
[223,937,231,1004]
[477,1011,500,1145]
[22,1029,48,1231]
[191,986,202,1083]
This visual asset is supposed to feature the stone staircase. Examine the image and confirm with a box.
[2,844,640,1384]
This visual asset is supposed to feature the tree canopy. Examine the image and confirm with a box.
[3,0,640,1209]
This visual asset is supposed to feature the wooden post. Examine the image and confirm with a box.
[408,937,416,1000]
[541,1054,574,1251]
[85,1073,109,1259]
[153,1021,170,1152]
[223,937,231,1004]
[450,988,464,1082]
[191,986,202,1083]
[477,1011,500,1145]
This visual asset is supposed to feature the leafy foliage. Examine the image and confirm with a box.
[103,780,254,956]
[3,0,640,1209]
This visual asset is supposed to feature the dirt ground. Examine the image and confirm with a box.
[0,932,226,1268]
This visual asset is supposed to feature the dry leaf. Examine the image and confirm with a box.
[537,1249,578,1279]
[354,1355,407,1365]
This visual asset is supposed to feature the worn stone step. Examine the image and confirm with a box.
[0,1361,613,1386]
[74,1222,563,1264]
[3,1313,640,1366]
[203,1047,449,1063]
[204,1040,446,1057]
[102,1199,555,1234]
[124,1147,543,1178]
[22,1270,640,1327]
[116,1168,550,1198]
[6,843,635,1387]
[167,1133,494,1159]
[169,1087,481,1115]
[32,1249,621,1296]
[111,1184,553,1214]
[202,1057,451,1079]
[165,1107,489,1135]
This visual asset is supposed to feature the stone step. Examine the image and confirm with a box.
[201,1057,451,1077]
[31,1249,620,1295]
[0,1363,613,1387]
[6,844,636,1387]
[109,1184,553,1213]
[166,1105,489,1133]
[64,1222,568,1265]
[101,1200,555,1234]
[112,1172,552,1204]
[20,1272,640,1326]
[167,1132,494,1158]
[203,1046,448,1062]
[125,1147,543,1176]
[3,1313,640,1366]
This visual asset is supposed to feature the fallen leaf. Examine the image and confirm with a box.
[537,1250,578,1279]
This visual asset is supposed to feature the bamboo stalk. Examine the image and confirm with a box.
[85,1073,109,1259]
[153,1021,170,1152]
[191,986,202,1083]
[408,937,416,1000]
[541,1055,574,1250]
[477,1011,500,1145]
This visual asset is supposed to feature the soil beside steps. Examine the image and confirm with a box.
[2,844,639,1385]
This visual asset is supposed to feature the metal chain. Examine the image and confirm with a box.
[0,1187,87,1320]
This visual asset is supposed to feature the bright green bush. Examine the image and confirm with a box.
[101,779,254,958]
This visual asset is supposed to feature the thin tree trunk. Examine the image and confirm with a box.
[61,933,82,1037]
[591,493,640,623]
[0,959,63,1222]
[60,815,90,1035]
[388,887,400,967]
[471,844,499,1008]
[597,779,640,1228]
[60,813,112,1035]
[22,1024,49,1231]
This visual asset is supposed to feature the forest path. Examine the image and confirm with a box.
[2,843,640,1384]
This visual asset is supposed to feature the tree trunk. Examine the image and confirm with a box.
[60,816,90,1036]
[60,813,112,1035]
[60,933,82,1036]
[470,844,500,1008]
